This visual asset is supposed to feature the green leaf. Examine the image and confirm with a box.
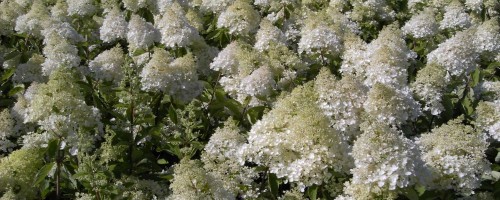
[62,164,77,189]
[35,162,55,186]
[1,67,16,82]
[126,104,134,123]
[72,172,88,180]
[490,171,500,181]
[7,86,24,96]
[246,106,265,124]
[415,185,426,196]
[47,139,58,159]
[157,159,168,165]
[471,68,481,87]
[0,99,14,107]
[224,99,243,118]
[268,173,279,199]
[403,188,419,200]
[483,62,499,79]
[76,80,93,93]
[461,96,473,116]
[40,180,52,199]
[168,105,178,124]
[307,185,318,200]
[3,50,20,61]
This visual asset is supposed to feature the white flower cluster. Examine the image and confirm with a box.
[66,0,96,16]
[254,19,287,51]
[346,122,426,198]
[427,29,479,77]
[298,11,346,57]
[0,0,499,198]
[411,63,449,115]
[140,49,203,102]
[12,54,46,83]
[417,117,490,195]
[156,4,200,48]
[100,8,128,43]
[365,24,417,88]
[14,2,50,38]
[127,14,160,50]
[440,1,472,30]
[349,0,395,23]
[241,84,352,191]
[89,45,125,83]
[475,100,500,141]
[402,8,439,38]
[217,0,261,36]
[315,68,368,140]
[364,83,421,126]
[201,0,235,13]
[340,24,417,98]
[21,69,102,154]
[0,109,17,152]
[210,41,276,105]
[473,18,500,55]
[41,21,83,75]
[169,159,234,200]
[201,118,259,198]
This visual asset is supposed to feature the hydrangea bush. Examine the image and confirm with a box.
[0,0,499,199]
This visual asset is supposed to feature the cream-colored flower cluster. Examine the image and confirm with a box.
[0,0,499,199]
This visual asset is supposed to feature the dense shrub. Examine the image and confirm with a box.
[0,0,499,199]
